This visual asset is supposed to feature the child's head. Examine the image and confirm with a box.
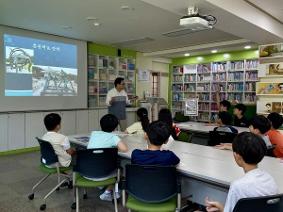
[232,132,267,167]
[100,114,119,132]
[44,113,61,132]
[267,112,283,130]
[217,111,232,126]
[158,108,173,127]
[233,103,246,116]
[146,121,171,147]
[220,100,231,112]
[137,107,149,132]
[249,115,271,135]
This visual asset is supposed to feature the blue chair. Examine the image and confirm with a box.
[122,164,181,212]
[233,194,283,212]
[72,148,120,212]
[28,137,72,211]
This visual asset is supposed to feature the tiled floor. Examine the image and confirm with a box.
[0,151,127,212]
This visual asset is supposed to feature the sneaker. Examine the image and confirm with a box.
[113,191,121,199]
[99,191,113,201]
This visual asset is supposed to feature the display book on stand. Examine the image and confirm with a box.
[256,43,283,116]
[171,59,259,122]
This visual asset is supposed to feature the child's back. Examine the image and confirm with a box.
[131,121,180,166]
[214,111,238,134]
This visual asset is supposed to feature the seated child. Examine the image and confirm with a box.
[217,115,271,150]
[158,108,180,140]
[233,103,249,127]
[87,114,128,201]
[267,112,283,158]
[214,111,238,134]
[206,132,278,212]
[42,113,75,167]
[125,107,149,134]
[131,121,180,166]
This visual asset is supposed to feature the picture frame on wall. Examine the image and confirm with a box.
[268,63,283,75]
[138,69,150,81]
[256,82,283,95]
[256,100,283,114]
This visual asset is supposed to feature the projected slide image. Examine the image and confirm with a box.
[32,66,77,96]
[4,34,78,96]
[5,47,34,74]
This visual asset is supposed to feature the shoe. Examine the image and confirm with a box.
[100,191,113,201]
[113,191,121,199]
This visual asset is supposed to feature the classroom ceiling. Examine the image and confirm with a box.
[0,0,283,58]
[246,0,283,23]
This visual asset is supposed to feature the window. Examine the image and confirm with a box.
[152,72,160,97]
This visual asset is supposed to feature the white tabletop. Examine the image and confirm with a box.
[175,121,248,133]
[69,134,283,192]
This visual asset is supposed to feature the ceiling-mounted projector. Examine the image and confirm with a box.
[180,6,217,30]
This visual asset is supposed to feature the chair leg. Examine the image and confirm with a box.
[43,178,68,201]
[76,187,79,212]
[113,190,118,212]
[31,174,51,193]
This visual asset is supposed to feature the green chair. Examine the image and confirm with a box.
[71,148,120,212]
[122,164,181,212]
[28,137,72,211]
[177,131,191,142]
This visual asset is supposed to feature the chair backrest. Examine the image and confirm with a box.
[74,148,118,178]
[208,131,237,146]
[36,137,58,165]
[266,145,276,157]
[125,164,178,203]
[233,194,283,212]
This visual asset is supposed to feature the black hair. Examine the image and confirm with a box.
[114,77,124,87]
[44,113,61,131]
[220,100,231,110]
[250,115,271,134]
[158,108,177,139]
[267,112,283,129]
[234,103,246,115]
[100,114,119,132]
[137,107,149,132]
[232,132,267,164]
[146,121,171,146]
[218,111,232,125]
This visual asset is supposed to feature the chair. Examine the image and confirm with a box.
[177,131,192,143]
[72,148,120,212]
[122,164,181,212]
[266,145,276,157]
[28,137,72,211]
[233,194,283,212]
[208,131,237,146]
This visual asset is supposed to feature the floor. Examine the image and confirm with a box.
[0,151,128,212]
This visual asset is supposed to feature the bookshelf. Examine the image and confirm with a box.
[88,54,136,108]
[171,59,259,122]
[256,43,283,115]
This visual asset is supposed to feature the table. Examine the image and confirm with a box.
[69,134,283,205]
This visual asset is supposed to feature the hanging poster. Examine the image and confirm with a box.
[138,69,150,81]
[184,98,198,116]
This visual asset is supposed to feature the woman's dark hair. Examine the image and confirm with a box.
[158,108,177,139]
[137,107,149,132]
[114,77,124,87]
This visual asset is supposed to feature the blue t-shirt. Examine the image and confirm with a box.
[87,131,120,149]
[131,149,180,166]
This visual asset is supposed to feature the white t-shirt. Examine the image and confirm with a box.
[106,88,130,106]
[42,131,71,167]
[224,168,278,212]
[126,121,144,135]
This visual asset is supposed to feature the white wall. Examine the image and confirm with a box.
[136,52,171,102]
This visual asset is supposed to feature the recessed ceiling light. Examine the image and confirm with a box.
[86,17,97,21]
[197,56,203,61]
[211,49,218,53]
[184,53,190,57]
[244,45,251,49]
[223,53,230,59]
[62,25,72,29]
[93,22,101,27]
[121,5,130,10]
